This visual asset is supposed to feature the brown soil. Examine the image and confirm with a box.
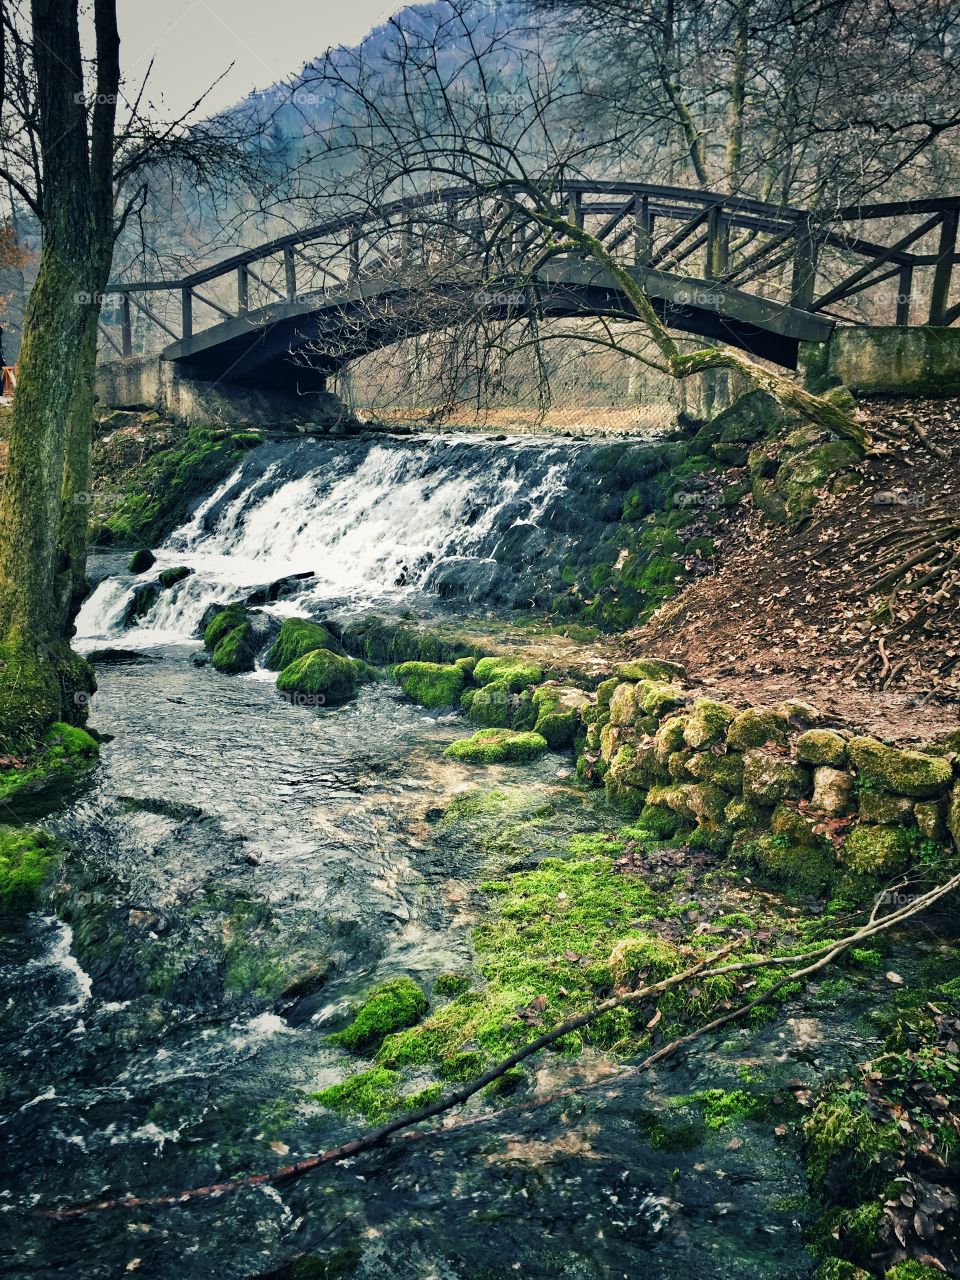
[624,397,960,744]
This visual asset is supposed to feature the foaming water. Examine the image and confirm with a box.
[74,433,602,648]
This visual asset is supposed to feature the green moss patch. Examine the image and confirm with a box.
[393,660,465,709]
[105,425,260,545]
[472,656,543,691]
[0,721,99,805]
[0,825,57,914]
[264,618,346,670]
[276,649,365,705]
[329,977,428,1055]
[445,729,548,764]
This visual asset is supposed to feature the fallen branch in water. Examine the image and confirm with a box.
[35,868,960,1218]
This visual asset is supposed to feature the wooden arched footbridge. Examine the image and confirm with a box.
[101,183,960,386]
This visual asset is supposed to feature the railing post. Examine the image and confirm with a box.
[928,208,957,325]
[181,287,193,340]
[566,190,583,229]
[121,293,132,358]
[706,204,728,279]
[237,264,249,313]
[896,263,913,326]
[790,223,819,309]
[634,195,653,266]
[283,247,298,302]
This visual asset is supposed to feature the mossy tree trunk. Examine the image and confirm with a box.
[0,0,119,749]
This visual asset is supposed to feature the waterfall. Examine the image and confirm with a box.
[75,432,648,648]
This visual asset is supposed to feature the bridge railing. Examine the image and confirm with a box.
[99,183,960,362]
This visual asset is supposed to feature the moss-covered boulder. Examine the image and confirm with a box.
[158,565,192,590]
[915,800,947,843]
[636,678,688,719]
[654,714,687,764]
[534,709,579,749]
[393,661,465,709]
[444,729,548,764]
[949,781,960,848]
[745,831,836,893]
[683,782,729,826]
[683,698,737,749]
[796,728,848,767]
[462,680,513,728]
[646,783,694,819]
[777,699,823,727]
[608,742,663,790]
[616,657,686,682]
[211,622,256,674]
[812,766,856,817]
[848,737,952,798]
[742,749,809,804]
[724,797,767,830]
[203,603,247,650]
[264,617,346,670]
[685,749,744,792]
[329,976,427,1055]
[858,791,914,825]
[726,706,788,751]
[0,826,57,914]
[840,823,912,875]
[530,684,588,749]
[276,648,362,705]
[472,656,543,691]
[127,548,155,574]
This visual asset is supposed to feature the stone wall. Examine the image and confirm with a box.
[577,659,959,889]
[801,326,960,397]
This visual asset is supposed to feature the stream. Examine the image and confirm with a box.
[0,431,871,1278]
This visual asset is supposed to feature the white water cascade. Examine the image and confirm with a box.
[75,434,588,649]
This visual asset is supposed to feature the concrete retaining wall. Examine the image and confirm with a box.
[96,357,352,429]
[802,326,960,396]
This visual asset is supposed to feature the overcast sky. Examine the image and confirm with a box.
[115,0,407,117]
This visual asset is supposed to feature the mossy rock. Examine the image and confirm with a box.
[724,797,767,830]
[654,714,688,763]
[158,565,192,590]
[637,803,681,837]
[636,678,688,718]
[745,832,836,893]
[646,783,694,818]
[444,729,548,765]
[203,604,248,651]
[0,825,57,914]
[840,823,912,875]
[685,749,744,792]
[812,766,856,817]
[211,622,256,674]
[472,656,543,691]
[771,803,822,846]
[949,781,960,847]
[683,698,737,749]
[264,618,346,670]
[858,790,914,825]
[796,728,848,767]
[328,976,427,1055]
[534,708,579,749]
[463,680,513,728]
[915,799,947,843]
[276,649,361,705]
[595,677,620,712]
[394,660,465,709]
[727,706,788,751]
[608,742,664,790]
[127,548,156,574]
[683,782,729,826]
[742,749,810,804]
[604,774,646,814]
[615,657,686,682]
[777,699,823,727]
[848,737,953,798]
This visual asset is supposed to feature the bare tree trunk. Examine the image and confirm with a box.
[0,0,117,748]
